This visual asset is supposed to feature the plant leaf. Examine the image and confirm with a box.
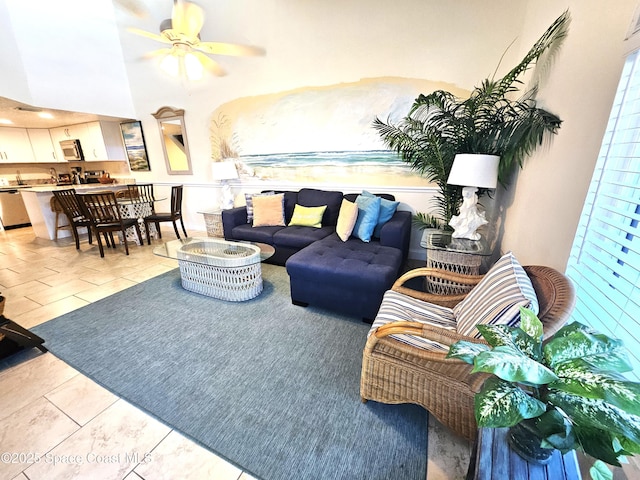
[573,425,625,467]
[544,328,631,371]
[475,376,546,427]
[476,323,514,348]
[590,460,613,480]
[446,341,489,364]
[519,306,543,339]
[552,360,640,415]
[476,323,542,361]
[535,409,576,452]
[472,345,558,384]
[546,391,640,445]
[619,436,640,455]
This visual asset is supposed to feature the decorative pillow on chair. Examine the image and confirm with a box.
[252,193,285,227]
[336,199,358,241]
[454,251,539,338]
[245,191,275,223]
[353,194,381,242]
[288,204,327,228]
[362,191,399,237]
[370,290,457,353]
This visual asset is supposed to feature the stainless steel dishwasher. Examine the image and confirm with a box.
[0,189,31,229]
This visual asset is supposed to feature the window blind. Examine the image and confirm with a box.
[566,50,640,381]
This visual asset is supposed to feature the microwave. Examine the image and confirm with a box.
[60,139,84,161]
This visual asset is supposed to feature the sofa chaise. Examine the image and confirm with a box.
[222,188,412,320]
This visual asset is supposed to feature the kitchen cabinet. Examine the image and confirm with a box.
[0,127,35,163]
[84,121,126,161]
[50,121,126,161]
[27,128,58,162]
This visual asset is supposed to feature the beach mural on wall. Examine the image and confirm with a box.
[209,77,470,186]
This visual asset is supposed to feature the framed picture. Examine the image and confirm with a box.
[120,121,151,171]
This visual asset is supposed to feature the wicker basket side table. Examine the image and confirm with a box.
[423,231,492,296]
[199,210,224,238]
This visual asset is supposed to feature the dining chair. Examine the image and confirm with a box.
[51,189,93,249]
[143,185,187,244]
[77,191,143,257]
[127,184,155,210]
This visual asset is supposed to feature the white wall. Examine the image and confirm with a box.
[498,0,638,270]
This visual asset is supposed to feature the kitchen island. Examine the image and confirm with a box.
[20,184,130,240]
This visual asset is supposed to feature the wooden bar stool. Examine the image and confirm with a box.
[49,196,71,240]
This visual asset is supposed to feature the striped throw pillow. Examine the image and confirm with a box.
[453,251,538,338]
[369,290,457,353]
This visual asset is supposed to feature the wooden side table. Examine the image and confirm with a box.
[422,231,493,295]
[199,210,224,237]
[466,428,582,480]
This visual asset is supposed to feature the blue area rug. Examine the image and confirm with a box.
[33,264,427,480]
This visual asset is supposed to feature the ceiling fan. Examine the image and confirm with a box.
[128,0,264,79]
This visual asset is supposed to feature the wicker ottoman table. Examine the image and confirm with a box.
[154,237,274,301]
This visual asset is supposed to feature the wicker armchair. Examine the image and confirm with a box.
[360,264,575,441]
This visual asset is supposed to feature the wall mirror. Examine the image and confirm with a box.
[152,106,193,175]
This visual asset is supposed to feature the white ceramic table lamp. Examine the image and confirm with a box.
[211,161,239,210]
[446,154,499,240]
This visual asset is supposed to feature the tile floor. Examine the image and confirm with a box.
[0,225,472,480]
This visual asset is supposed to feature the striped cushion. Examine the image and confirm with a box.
[453,251,539,338]
[369,290,456,353]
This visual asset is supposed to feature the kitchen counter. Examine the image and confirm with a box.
[23,183,130,193]
[20,184,131,240]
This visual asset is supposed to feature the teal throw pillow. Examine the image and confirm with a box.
[353,195,381,242]
[363,191,399,237]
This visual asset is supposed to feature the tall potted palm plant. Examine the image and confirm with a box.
[374,10,571,226]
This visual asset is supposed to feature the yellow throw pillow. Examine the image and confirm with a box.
[288,204,327,228]
[252,193,285,227]
[336,199,358,241]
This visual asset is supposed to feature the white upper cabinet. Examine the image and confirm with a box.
[27,128,58,162]
[0,127,36,163]
[50,121,126,161]
[84,121,126,161]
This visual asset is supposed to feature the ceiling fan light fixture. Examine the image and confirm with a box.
[184,52,204,80]
[160,51,181,77]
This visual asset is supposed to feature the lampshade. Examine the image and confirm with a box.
[211,160,239,181]
[447,154,499,189]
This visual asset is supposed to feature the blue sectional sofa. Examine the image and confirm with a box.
[222,188,412,320]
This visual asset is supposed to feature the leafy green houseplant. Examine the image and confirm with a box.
[447,307,640,480]
[373,11,570,226]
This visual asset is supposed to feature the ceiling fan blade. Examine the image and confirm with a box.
[194,41,265,57]
[171,0,204,38]
[192,51,226,77]
[114,0,149,18]
[128,27,172,44]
